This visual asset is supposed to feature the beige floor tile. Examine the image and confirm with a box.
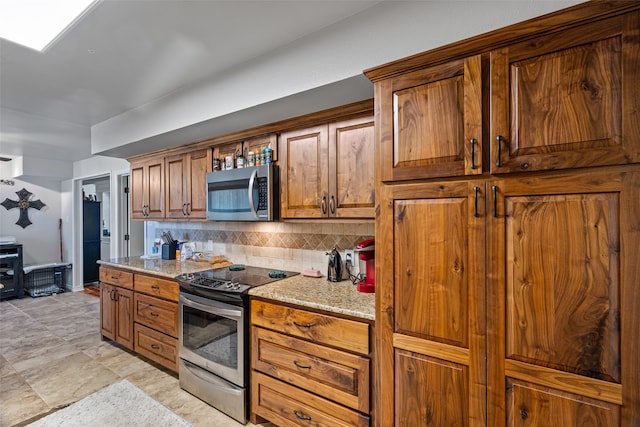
[21,351,120,407]
[0,373,50,426]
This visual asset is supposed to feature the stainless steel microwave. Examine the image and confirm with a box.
[206,164,278,221]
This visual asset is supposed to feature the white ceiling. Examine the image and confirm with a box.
[0,0,381,163]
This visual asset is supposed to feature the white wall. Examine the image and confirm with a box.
[92,1,585,154]
[0,162,63,265]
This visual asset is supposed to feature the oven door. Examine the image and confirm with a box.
[179,292,244,387]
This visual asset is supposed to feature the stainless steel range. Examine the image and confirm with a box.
[176,265,298,424]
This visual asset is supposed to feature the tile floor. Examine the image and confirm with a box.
[0,291,270,427]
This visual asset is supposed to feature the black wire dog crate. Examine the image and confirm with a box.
[23,264,70,297]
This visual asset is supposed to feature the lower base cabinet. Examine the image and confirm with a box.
[100,266,179,373]
[252,372,369,427]
[250,299,372,426]
[134,323,178,372]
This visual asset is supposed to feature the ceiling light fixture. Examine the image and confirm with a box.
[0,0,100,52]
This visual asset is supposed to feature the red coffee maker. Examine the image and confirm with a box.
[355,239,375,293]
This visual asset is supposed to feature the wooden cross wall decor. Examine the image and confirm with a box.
[1,188,46,228]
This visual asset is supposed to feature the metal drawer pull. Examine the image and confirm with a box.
[473,186,480,218]
[470,138,477,169]
[329,195,335,214]
[151,285,160,290]
[111,276,119,280]
[492,185,499,218]
[293,360,311,369]
[496,135,504,167]
[293,320,314,328]
[151,344,160,350]
[321,196,327,215]
[293,410,311,421]
[149,312,159,317]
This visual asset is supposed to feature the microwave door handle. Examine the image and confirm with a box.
[247,169,259,219]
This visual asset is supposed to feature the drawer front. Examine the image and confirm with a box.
[251,300,370,355]
[252,371,369,427]
[134,274,179,301]
[253,327,370,413]
[134,323,177,372]
[134,293,178,337]
[99,266,133,289]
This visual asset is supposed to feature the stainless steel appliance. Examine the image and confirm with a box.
[206,164,278,222]
[176,265,298,424]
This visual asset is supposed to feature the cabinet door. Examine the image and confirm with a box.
[115,287,134,350]
[185,148,211,218]
[329,116,375,218]
[130,158,164,219]
[377,54,483,182]
[129,160,146,219]
[100,283,116,340]
[376,180,486,426]
[280,125,329,218]
[487,170,640,426]
[145,158,164,219]
[165,153,187,219]
[490,13,640,174]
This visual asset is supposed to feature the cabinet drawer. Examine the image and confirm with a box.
[252,327,370,413]
[251,300,369,355]
[134,323,177,373]
[134,274,178,301]
[252,371,369,427]
[99,266,133,289]
[134,293,178,337]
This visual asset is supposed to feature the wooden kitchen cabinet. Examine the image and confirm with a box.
[366,3,640,426]
[487,169,640,427]
[376,180,486,427]
[377,54,483,182]
[490,12,640,174]
[100,266,180,373]
[100,267,134,350]
[165,148,212,219]
[130,157,164,219]
[132,273,179,372]
[280,115,375,219]
[250,299,372,426]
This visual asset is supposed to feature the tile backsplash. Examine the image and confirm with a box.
[145,221,374,273]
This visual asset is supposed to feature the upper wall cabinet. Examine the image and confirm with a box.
[377,55,483,182]
[165,148,212,219]
[490,13,640,173]
[131,147,211,221]
[130,157,164,220]
[280,115,375,219]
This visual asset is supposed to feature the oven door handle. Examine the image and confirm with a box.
[180,294,242,319]
[247,168,258,219]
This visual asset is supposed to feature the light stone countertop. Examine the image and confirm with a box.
[97,257,375,321]
[97,257,215,279]
[249,275,375,321]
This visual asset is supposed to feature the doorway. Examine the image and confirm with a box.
[81,175,110,286]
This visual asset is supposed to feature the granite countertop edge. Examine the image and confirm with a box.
[97,257,214,279]
[98,258,375,321]
[249,275,375,321]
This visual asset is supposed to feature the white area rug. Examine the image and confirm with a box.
[27,380,193,426]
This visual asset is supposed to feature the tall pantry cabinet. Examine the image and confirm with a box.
[365,3,640,426]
